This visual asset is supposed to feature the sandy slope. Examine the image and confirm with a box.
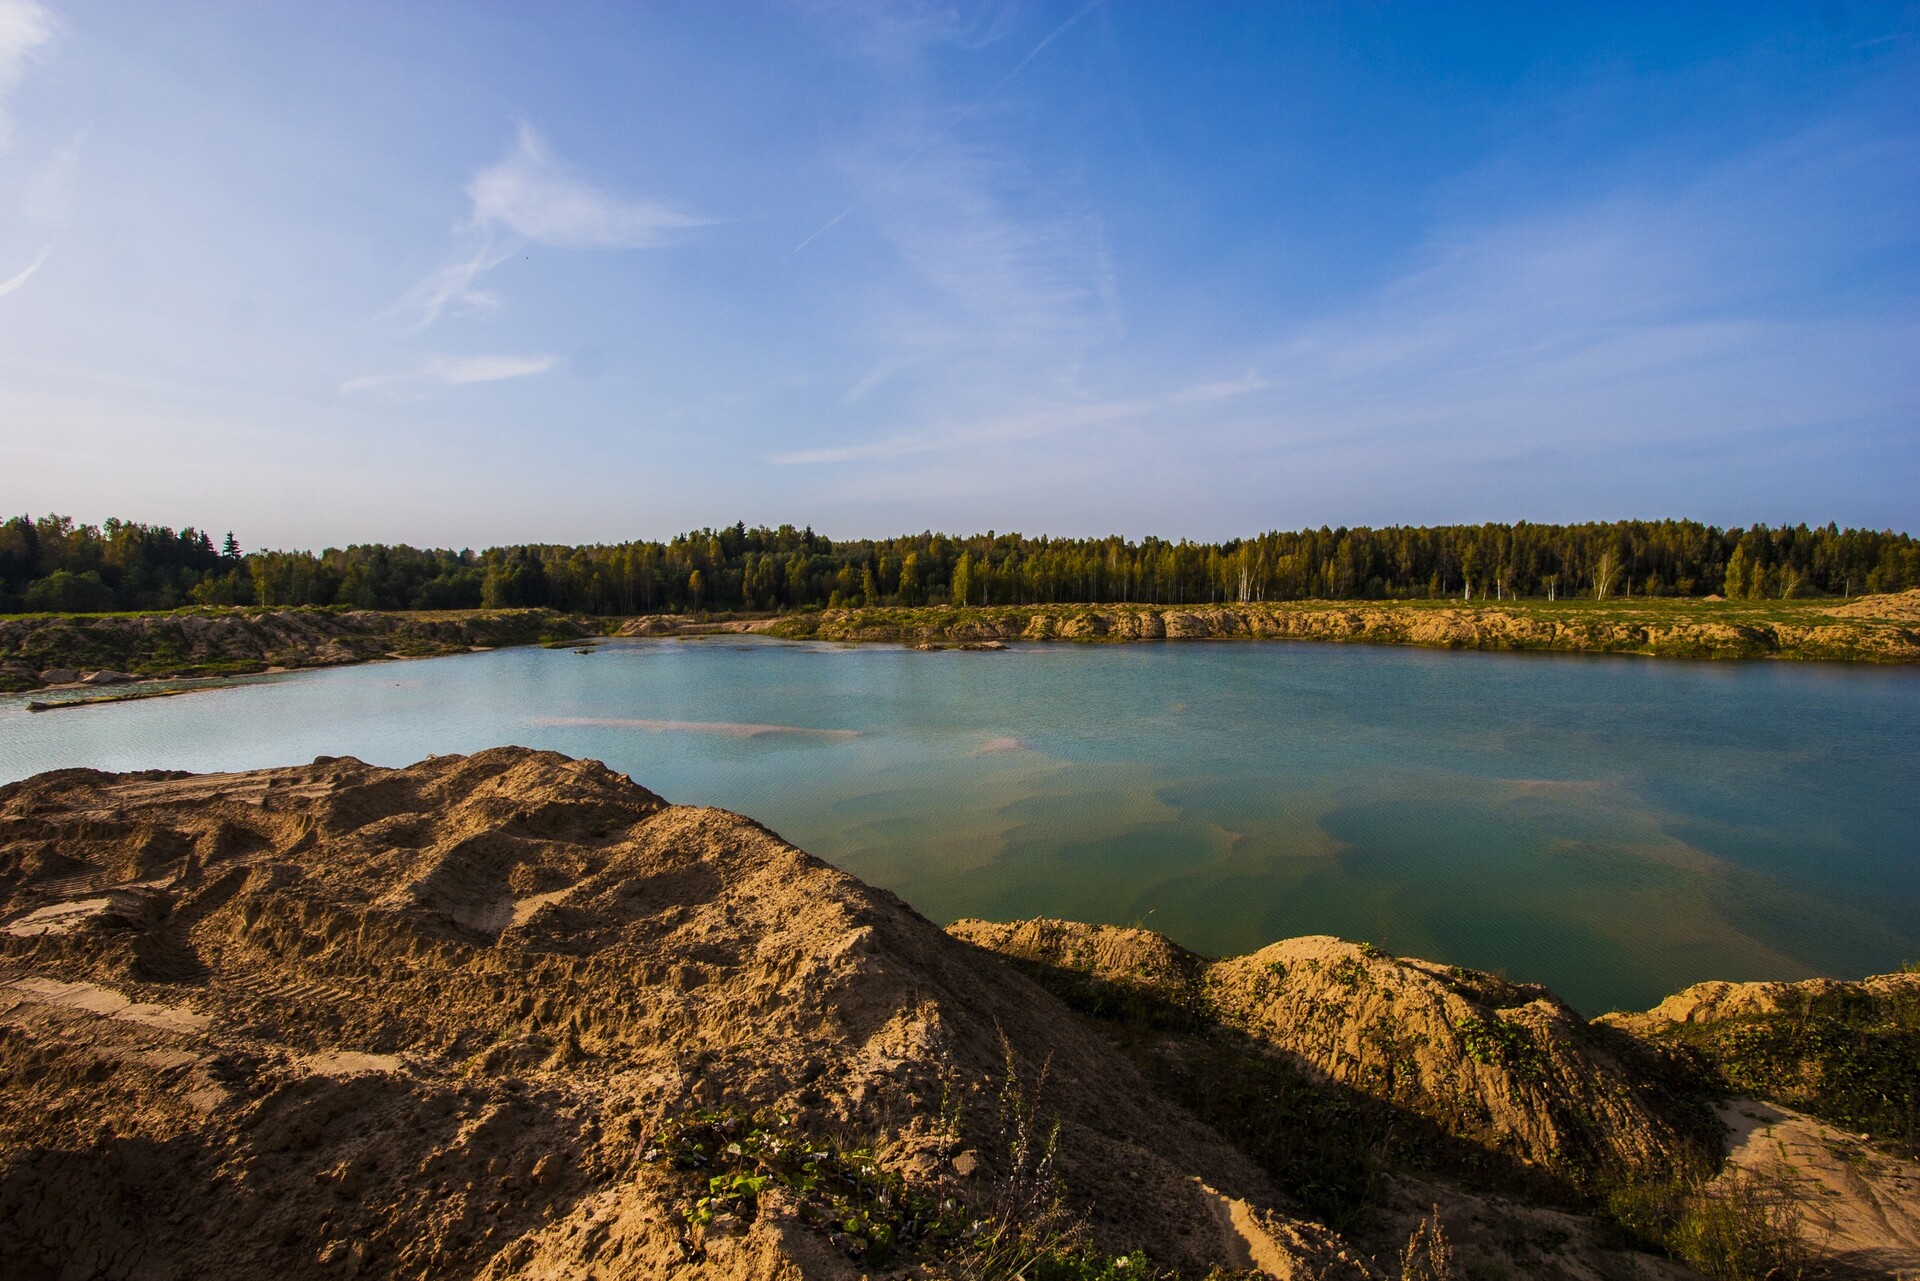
[2,752,1913,1278]
[0,750,1364,1279]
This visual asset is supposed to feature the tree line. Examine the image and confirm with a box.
[1,513,1913,615]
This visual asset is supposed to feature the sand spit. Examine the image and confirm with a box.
[0,752,1911,1278]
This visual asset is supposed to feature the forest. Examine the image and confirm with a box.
[1,513,1914,616]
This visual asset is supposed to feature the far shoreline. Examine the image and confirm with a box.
[2,590,1917,697]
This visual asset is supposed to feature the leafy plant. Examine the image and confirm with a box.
[1646,982,1920,1155]
[646,1105,952,1265]
[1453,1015,1542,1075]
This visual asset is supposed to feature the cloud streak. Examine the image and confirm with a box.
[774,395,1161,465]
[792,0,1106,254]
[470,124,704,249]
[388,124,702,332]
[0,240,48,295]
[775,359,1281,466]
[339,353,557,395]
[0,0,55,148]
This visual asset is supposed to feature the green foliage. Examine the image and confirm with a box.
[23,569,116,612]
[1021,1247,1165,1280]
[646,1105,951,1265]
[646,1100,1157,1278]
[6,512,1914,614]
[1326,956,1372,990]
[1453,1015,1543,1075]
[1653,984,1920,1156]
[1605,1167,1809,1280]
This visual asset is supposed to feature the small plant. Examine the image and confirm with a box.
[646,1106,952,1265]
[1604,1165,1810,1280]
[1453,1015,1542,1075]
[648,1047,1160,1279]
[1398,1207,1458,1280]
[1669,1170,1810,1281]
[1651,986,1920,1155]
[1326,956,1371,991]
[962,1030,1074,1279]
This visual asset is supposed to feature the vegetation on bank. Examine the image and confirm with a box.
[0,606,593,691]
[767,596,1920,663]
[1637,977,1920,1158]
[4,512,1914,616]
[3,590,1916,693]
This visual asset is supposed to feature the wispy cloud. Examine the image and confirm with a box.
[0,239,49,295]
[339,353,557,396]
[776,105,1919,509]
[471,124,704,248]
[1169,370,1270,404]
[775,361,1278,466]
[385,239,515,335]
[773,398,1150,465]
[840,357,902,405]
[793,0,1106,255]
[1237,126,1920,466]
[0,0,55,149]
[388,124,703,333]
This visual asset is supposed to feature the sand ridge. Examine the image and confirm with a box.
[0,749,1368,1279]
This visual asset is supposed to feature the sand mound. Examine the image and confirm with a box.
[1205,937,1712,1187]
[1824,588,1920,622]
[1608,970,1920,1031]
[0,750,1366,1280]
[950,917,1210,1010]
[953,921,1714,1193]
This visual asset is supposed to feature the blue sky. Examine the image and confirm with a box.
[0,1,1914,548]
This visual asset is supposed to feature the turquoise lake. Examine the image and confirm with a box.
[3,638,1915,1014]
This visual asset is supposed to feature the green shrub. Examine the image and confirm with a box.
[647,1106,951,1265]
[1604,1166,1808,1280]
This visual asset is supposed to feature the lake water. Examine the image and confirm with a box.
[3,638,1915,1014]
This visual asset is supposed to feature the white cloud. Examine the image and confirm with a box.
[469,124,704,249]
[388,125,702,332]
[339,353,557,396]
[0,240,48,295]
[385,239,516,335]
[783,5,1129,470]
[0,0,54,148]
